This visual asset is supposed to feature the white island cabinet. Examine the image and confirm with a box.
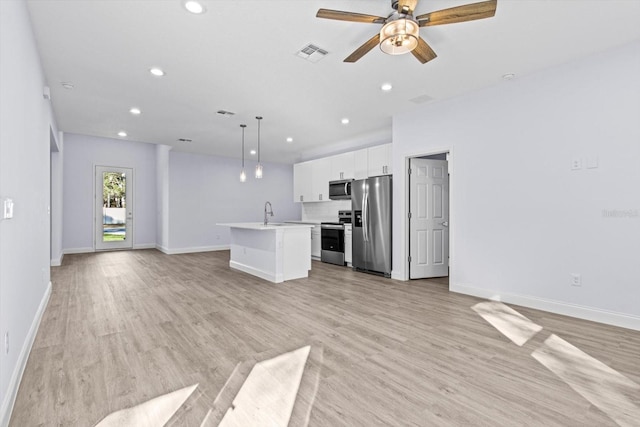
[217,223,314,283]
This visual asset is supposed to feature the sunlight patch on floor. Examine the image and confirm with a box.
[472,301,543,346]
[219,345,311,427]
[95,383,198,427]
[473,300,640,427]
[532,334,640,427]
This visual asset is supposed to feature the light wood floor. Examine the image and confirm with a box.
[10,250,640,426]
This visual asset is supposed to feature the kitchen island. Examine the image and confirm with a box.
[217,222,314,283]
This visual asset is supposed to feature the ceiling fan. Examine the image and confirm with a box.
[316,0,497,64]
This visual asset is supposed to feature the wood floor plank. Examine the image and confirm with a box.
[9,249,640,426]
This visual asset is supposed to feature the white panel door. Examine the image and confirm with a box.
[95,166,133,250]
[409,158,449,278]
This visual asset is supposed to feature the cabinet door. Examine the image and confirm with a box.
[368,143,392,176]
[293,162,312,203]
[311,226,321,258]
[330,152,355,181]
[344,226,353,264]
[354,148,369,180]
[311,157,331,201]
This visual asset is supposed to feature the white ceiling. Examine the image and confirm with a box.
[26,0,640,164]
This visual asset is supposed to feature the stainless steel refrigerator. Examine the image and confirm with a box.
[351,175,392,277]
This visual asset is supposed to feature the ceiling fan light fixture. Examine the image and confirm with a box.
[379,15,419,55]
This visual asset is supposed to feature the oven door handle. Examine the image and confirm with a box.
[321,224,345,230]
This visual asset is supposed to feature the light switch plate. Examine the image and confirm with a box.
[2,198,14,219]
[586,157,599,169]
[571,158,582,170]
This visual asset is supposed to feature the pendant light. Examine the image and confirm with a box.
[255,116,263,179]
[239,124,247,183]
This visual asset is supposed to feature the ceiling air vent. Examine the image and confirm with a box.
[410,94,435,104]
[177,138,193,143]
[217,110,236,116]
[296,43,328,63]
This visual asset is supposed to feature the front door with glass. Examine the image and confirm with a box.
[95,166,133,250]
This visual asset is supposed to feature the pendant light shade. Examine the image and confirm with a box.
[255,116,263,179]
[239,124,247,183]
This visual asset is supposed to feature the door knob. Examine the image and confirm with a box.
[441,221,449,227]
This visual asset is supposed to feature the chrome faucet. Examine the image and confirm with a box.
[264,201,274,225]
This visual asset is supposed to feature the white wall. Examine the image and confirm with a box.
[0,0,55,422]
[167,151,300,252]
[50,131,63,266]
[62,134,157,252]
[155,144,171,251]
[393,40,640,329]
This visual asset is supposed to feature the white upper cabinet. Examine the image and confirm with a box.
[354,148,369,179]
[312,157,331,201]
[367,143,392,176]
[330,152,355,181]
[293,161,312,203]
[294,143,392,202]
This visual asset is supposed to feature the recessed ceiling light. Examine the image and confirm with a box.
[117,131,127,137]
[183,1,206,14]
[341,118,350,125]
[129,107,141,115]
[250,150,256,155]
[149,67,165,77]
[286,137,293,143]
[61,82,74,90]
[381,83,393,91]
[502,73,516,80]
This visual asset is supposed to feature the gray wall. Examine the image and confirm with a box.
[168,151,300,252]
[0,0,56,420]
[62,133,157,251]
[61,135,300,254]
[393,40,640,328]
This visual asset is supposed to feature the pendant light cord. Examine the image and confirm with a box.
[256,116,262,164]
[240,124,246,168]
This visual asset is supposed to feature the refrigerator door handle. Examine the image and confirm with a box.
[363,190,369,242]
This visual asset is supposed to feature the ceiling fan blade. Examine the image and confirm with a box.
[344,33,381,63]
[396,0,419,14]
[416,0,497,27]
[411,37,437,64]
[316,9,386,24]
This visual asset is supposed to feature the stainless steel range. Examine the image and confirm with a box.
[320,210,351,266]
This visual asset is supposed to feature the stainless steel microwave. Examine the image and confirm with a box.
[329,179,353,200]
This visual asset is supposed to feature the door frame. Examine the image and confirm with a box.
[94,165,134,251]
[402,147,454,284]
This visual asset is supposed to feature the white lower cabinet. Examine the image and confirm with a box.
[344,224,352,265]
[311,225,321,259]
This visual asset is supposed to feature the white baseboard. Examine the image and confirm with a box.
[50,253,64,267]
[156,244,230,255]
[133,243,156,250]
[391,271,405,281]
[0,281,52,427]
[229,260,281,283]
[63,247,94,255]
[451,284,640,331]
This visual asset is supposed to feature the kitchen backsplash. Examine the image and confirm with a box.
[301,200,351,222]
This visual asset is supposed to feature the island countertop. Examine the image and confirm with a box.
[217,222,315,230]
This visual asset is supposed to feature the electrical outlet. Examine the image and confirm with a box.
[4,332,9,354]
[571,273,582,287]
[2,198,14,219]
